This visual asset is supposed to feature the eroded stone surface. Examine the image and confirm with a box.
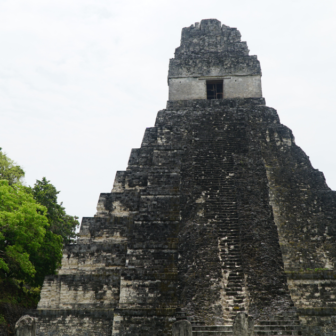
[233,313,254,336]
[15,315,36,336]
[24,19,336,336]
[172,320,191,336]
[168,19,262,100]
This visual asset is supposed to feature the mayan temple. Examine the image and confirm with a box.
[20,19,336,336]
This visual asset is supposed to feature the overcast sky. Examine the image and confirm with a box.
[1,0,336,222]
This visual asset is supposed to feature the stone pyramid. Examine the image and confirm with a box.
[32,19,336,336]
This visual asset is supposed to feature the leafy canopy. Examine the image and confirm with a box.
[31,178,79,245]
[0,150,25,185]
[0,151,79,288]
[0,150,80,332]
[0,180,49,282]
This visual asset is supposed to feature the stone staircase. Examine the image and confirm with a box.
[184,112,303,335]
[191,114,248,323]
[214,156,247,323]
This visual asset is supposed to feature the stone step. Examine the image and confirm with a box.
[190,321,206,326]
[221,257,242,261]
[220,249,240,253]
[219,240,239,243]
[220,252,240,255]
[225,292,244,296]
[226,278,244,283]
[220,259,241,264]
[220,252,241,258]
[219,234,239,236]
[192,326,301,336]
[223,261,242,264]
[253,332,301,336]
[219,235,239,238]
[224,306,245,310]
[193,326,232,332]
[192,332,232,336]
[254,326,302,331]
[226,282,244,287]
[228,276,244,280]
[223,266,242,270]
[226,286,243,291]
[226,281,244,286]
[220,245,240,248]
[258,321,301,326]
[227,295,245,300]
[206,199,237,202]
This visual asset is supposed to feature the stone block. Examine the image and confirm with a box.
[15,315,36,336]
[172,320,192,336]
[233,313,254,336]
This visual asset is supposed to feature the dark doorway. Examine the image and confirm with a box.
[206,80,223,100]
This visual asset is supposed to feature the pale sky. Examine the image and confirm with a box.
[1,0,336,222]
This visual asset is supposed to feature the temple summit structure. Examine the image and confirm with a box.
[26,19,336,336]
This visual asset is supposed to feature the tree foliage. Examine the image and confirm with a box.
[0,150,80,334]
[31,178,79,245]
[0,180,49,283]
[0,150,25,185]
[0,151,79,288]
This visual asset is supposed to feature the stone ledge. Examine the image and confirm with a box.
[114,308,176,317]
[286,271,336,280]
[297,307,336,316]
[166,98,266,109]
[28,309,115,318]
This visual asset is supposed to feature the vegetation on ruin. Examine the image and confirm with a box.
[0,148,79,334]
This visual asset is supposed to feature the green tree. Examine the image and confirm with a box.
[0,150,25,185]
[31,178,79,245]
[0,151,79,333]
[0,151,79,288]
[0,180,49,283]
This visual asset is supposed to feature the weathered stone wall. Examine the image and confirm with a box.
[168,78,206,101]
[242,100,336,334]
[168,19,262,100]
[286,271,336,335]
[35,310,113,336]
[34,97,336,335]
[223,75,262,99]
[163,99,295,324]
[32,19,336,336]
[258,117,336,272]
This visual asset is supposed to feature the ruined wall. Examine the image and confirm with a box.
[224,75,262,99]
[162,99,295,325]
[33,18,336,336]
[257,121,336,271]
[287,271,336,335]
[168,78,206,101]
[35,97,336,335]
[243,101,336,335]
[35,310,114,336]
[168,19,262,100]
